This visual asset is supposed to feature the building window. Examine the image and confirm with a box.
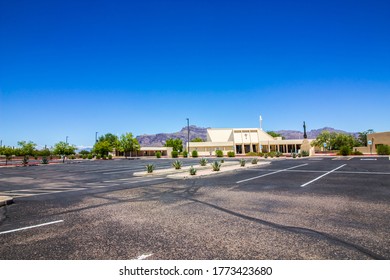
[236,145,242,154]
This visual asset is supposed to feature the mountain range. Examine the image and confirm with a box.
[136,126,358,146]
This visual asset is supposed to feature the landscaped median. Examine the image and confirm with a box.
[133,159,271,179]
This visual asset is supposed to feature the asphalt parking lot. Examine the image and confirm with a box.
[0,157,389,260]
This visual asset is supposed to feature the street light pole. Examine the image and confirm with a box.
[66,136,68,144]
[95,132,98,143]
[186,118,190,156]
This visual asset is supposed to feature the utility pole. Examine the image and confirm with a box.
[186,118,190,156]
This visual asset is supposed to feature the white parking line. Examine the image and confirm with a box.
[301,164,347,187]
[132,253,153,260]
[236,164,308,184]
[0,220,64,235]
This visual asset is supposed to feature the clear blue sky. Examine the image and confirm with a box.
[1,0,389,148]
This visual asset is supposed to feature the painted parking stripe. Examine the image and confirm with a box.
[301,164,346,187]
[0,220,64,235]
[236,163,308,184]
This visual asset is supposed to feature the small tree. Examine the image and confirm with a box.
[118,132,140,158]
[1,146,14,165]
[93,140,112,157]
[53,141,76,163]
[17,141,37,157]
[165,138,183,152]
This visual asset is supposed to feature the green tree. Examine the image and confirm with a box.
[357,129,375,146]
[190,137,205,142]
[1,146,14,165]
[311,131,333,150]
[98,133,119,148]
[53,141,76,162]
[267,131,283,138]
[93,140,112,157]
[164,138,183,152]
[118,132,140,158]
[17,141,37,156]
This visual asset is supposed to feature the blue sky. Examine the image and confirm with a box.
[1,0,389,148]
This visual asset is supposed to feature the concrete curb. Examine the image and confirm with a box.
[134,160,271,179]
[0,196,14,207]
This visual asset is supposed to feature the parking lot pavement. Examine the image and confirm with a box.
[0,157,389,260]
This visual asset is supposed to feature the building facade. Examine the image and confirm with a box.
[188,128,314,156]
[354,131,390,154]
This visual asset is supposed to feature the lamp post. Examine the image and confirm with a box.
[66,136,68,144]
[95,132,98,143]
[186,118,190,156]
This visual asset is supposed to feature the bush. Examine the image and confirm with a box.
[87,154,93,160]
[192,150,198,158]
[215,150,223,157]
[246,152,257,156]
[22,156,29,166]
[156,151,161,158]
[146,164,155,173]
[301,150,310,157]
[377,145,390,155]
[183,151,188,158]
[172,160,183,169]
[211,161,221,171]
[239,158,246,166]
[41,156,49,164]
[189,166,197,175]
[199,158,208,166]
[269,151,276,158]
[251,158,258,164]
[352,150,363,155]
[108,154,113,160]
[96,155,101,160]
[82,154,88,159]
[275,151,282,158]
[227,151,235,157]
[339,146,351,156]
[292,153,297,158]
[171,151,179,158]
[264,154,268,159]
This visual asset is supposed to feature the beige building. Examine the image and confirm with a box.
[188,128,314,156]
[354,131,390,154]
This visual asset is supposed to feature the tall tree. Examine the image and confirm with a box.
[164,138,183,152]
[17,141,37,156]
[357,129,375,146]
[53,141,76,162]
[98,133,119,148]
[93,140,112,157]
[190,137,205,142]
[118,132,140,158]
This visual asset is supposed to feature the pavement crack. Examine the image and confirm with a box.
[185,197,386,260]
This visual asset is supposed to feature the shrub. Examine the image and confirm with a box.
[227,151,235,157]
[377,145,390,155]
[172,160,183,169]
[82,154,87,159]
[211,161,221,171]
[146,164,155,173]
[192,150,198,158]
[259,152,265,157]
[301,150,310,157]
[292,153,297,158]
[221,159,224,163]
[22,156,29,166]
[352,150,363,155]
[87,154,93,160]
[215,150,223,157]
[183,151,188,158]
[269,151,276,158]
[70,155,76,160]
[264,154,268,159]
[251,158,258,164]
[171,151,179,158]
[298,153,302,158]
[96,155,101,160]
[239,158,246,166]
[339,146,351,156]
[199,158,208,166]
[275,151,282,158]
[41,156,49,164]
[246,152,257,156]
[189,166,197,175]
[156,151,161,158]
[108,154,113,160]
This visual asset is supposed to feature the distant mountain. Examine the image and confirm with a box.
[136,126,208,147]
[136,126,358,146]
[275,127,359,140]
